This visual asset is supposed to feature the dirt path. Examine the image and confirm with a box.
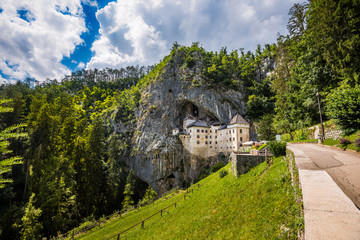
[288,144,360,240]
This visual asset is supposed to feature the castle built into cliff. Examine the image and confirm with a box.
[173,114,250,157]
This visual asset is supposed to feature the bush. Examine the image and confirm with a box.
[267,141,287,157]
[139,186,157,206]
[198,161,227,181]
[326,84,360,134]
[354,138,360,152]
[339,138,352,150]
[219,170,228,178]
[257,143,267,151]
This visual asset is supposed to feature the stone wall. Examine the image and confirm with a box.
[311,125,343,140]
[231,153,265,177]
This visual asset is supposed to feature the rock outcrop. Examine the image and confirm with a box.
[123,52,251,192]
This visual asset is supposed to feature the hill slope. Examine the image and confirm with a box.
[75,156,303,239]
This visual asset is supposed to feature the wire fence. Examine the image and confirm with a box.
[51,185,200,240]
[105,184,202,240]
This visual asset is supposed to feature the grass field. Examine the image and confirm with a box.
[73,157,303,240]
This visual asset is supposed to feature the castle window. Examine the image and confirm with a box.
[205,130,208,133]
[201,130,204,133]
[210,130,212,133]
[190,130,192,133]
[233,129,235,133]
[210,136,212,138]
[210,141,212,144]
[240,137,243,141]
[229,138,232,141]
[240,129,242,134]
[197,135,200,138]
[215,141,217,144]
[233,137,235,141]
[215,136,217,139]
[215,130,217,133]
[210,146,212,148]
[197,141,200,144]
[229,130,231,134]
[205,136,208,139]
[205,141,208,144]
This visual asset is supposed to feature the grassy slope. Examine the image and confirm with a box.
[77,157,302,240]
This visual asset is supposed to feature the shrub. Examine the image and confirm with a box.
[354,138,360,152]
[339,138,352,150]
[326,84,360,134]
[139,186,157,206]
[257,143,267,151]
[198,161,227,181]
[219,170,228,178]
[267,141,287,157]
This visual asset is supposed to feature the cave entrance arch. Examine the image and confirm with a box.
[180,101,199,119]
[177,101,220,128]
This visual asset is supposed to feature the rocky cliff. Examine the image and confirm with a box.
[121,50,253,192]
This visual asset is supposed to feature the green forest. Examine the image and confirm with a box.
[0,0,359,239]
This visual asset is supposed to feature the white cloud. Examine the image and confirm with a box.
[87,0,299,70]
[0,0,86,81]
[77,61,85,69]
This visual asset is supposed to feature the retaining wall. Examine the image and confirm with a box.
[231,153,265,177]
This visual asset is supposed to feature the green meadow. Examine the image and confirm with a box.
[74,157,303,240]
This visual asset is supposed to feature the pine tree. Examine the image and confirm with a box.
[20,193,43,240]
[0,99,26,188]
[122,169,136,209]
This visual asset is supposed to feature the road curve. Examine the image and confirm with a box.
[288,143,360,240]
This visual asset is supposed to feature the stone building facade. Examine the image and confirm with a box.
[173,114,250,157]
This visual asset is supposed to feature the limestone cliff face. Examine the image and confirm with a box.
[126,53,249,192]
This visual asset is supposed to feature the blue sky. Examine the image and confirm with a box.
[0,0,299,83]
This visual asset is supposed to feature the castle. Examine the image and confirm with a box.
[173,114,250,157]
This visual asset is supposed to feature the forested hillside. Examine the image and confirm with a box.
[0,0,359,239]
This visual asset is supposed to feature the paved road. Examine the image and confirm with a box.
[289,143,360,207]
[288,143,360,240]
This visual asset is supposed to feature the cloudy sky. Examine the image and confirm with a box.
[0,0,299,82]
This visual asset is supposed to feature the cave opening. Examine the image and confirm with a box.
[132,176,151,204]
[177,101,220,129]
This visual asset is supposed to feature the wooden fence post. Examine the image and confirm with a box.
[175,203,177,208]
[117,234,120,240]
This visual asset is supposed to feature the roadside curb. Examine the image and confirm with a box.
[319,144,360,155]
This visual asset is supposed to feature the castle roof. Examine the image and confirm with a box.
[209,121,221,126]
[218,125,227,130]
[229,114,249,125]
[187,120,209,128]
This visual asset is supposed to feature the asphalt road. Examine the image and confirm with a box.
[288,143,360,209]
